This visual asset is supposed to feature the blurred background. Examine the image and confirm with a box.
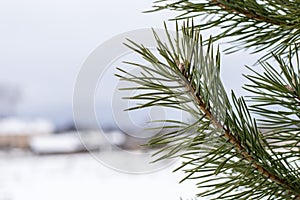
[0,0,261,199]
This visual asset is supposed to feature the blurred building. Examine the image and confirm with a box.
[0,118,54,149]
[30,130,126,154]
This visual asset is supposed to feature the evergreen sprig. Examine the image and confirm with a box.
[115,0,300,199]
[149,0,300,59]
[116,24,300,199]
[244,49,300,163]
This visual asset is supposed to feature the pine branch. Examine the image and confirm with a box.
[149,0,300,59]
[116,23,300,199]
[210,0,296,26]
[244,48,300,158]
[179,62,293,192]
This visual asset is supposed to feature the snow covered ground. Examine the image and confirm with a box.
[0,150,200,200]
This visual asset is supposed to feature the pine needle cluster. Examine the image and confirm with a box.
[117,1,300,199]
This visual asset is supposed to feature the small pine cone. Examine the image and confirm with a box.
[178,63,185,73]
[285,78,297,92]
[285,85,295,92]
[176,60,185,73]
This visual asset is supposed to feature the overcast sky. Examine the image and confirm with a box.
[0,0,260,128]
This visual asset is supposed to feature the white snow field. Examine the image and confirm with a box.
[0,151,199,200]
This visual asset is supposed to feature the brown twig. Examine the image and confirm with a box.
[210,0,287,26]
